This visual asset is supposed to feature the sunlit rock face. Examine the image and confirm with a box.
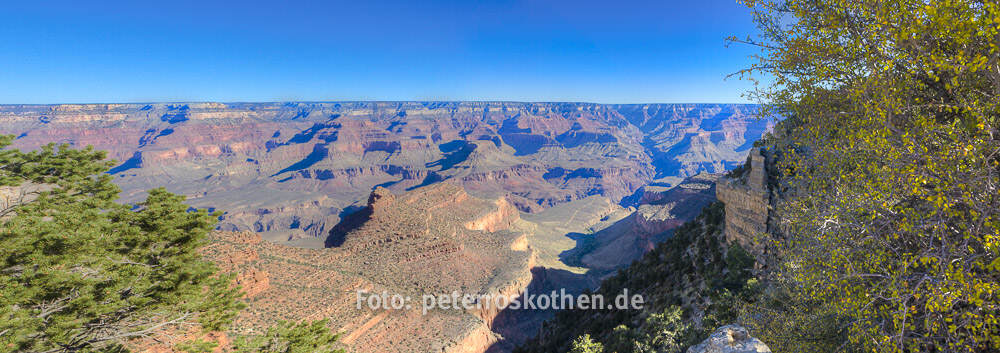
[716,147,770,260]
[0,102,772,242]
[203,183,534,353]
[687,325,771,353]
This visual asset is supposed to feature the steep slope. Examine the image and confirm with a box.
[0,102,771,242]
[516,202,757,353]
[516,151,772,353]
[479,174,724,352]
[560,173,721,272]
[203,183,533,353]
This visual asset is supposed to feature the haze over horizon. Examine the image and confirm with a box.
[0,0,760,104]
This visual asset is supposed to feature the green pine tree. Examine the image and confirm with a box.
[0,137,340,352]
[231,319,343,353]
[569,334,604,353]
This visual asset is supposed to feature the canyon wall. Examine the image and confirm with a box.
[0,102,772,243]
[715,148,769,254]
[203,184,535,353]
[574,173,721,271]
[0,102,776,352]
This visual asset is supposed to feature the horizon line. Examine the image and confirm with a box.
[0,100,760,106]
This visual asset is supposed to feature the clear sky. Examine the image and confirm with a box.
[0,0,761,104]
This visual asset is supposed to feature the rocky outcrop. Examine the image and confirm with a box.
[445,324,499,353]
[687,325,771,353]
[324,184,533,292]
[201,184,538,353]
[0,183,48,214]
[715,148,769,253]
[234,268,270,298]
[0,102,771,242]
[465,198,520,232]
[517,201,739,353]
[634,204,686,235]
[633,173,718,235]
[570,173,720,271]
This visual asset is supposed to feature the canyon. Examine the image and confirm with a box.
[0,102,771,244]
[0,102,771,352]
[203,183,532,353]
[199,174,723,353]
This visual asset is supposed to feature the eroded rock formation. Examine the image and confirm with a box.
[0,102,771,242]
[202,184,534,353]
[715,148,769,254]
[567,173,721,271]
[0,102,772,353]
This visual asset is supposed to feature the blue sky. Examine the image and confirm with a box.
[0,0,761,104]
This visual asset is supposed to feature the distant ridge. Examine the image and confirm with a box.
[0,102,773,242]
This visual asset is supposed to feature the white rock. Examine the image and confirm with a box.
[687,325,771,353]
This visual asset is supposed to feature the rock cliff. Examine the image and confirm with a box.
[0,102,775,353]
[203,184,535,353]
[565,173,721,271]
[516,202,743,353]
[715,148,770,258]
[0,102,771,242]
[519,148,778,353]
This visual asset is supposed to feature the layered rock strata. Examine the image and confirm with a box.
[0,102,771,242]
[202,183,533,353]
[565,173,721,271]
[715,148,769,253]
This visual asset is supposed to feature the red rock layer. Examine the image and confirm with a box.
[0,102,770,241]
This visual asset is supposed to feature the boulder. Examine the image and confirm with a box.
[687,325,770,353]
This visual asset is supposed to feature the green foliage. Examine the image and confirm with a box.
[0,138,244,352]
[735,0,1000,351]
[739,285,848,353]
[605,325,633,353]
[721,243,755,291]
[724,154,752,180]
[630,306,691,353]
[0,139,340,352]
[519,202,760,353]
[597,306,692,353]
[569,334,604,353]
[231,319,343,353]
[175,339,219,353]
